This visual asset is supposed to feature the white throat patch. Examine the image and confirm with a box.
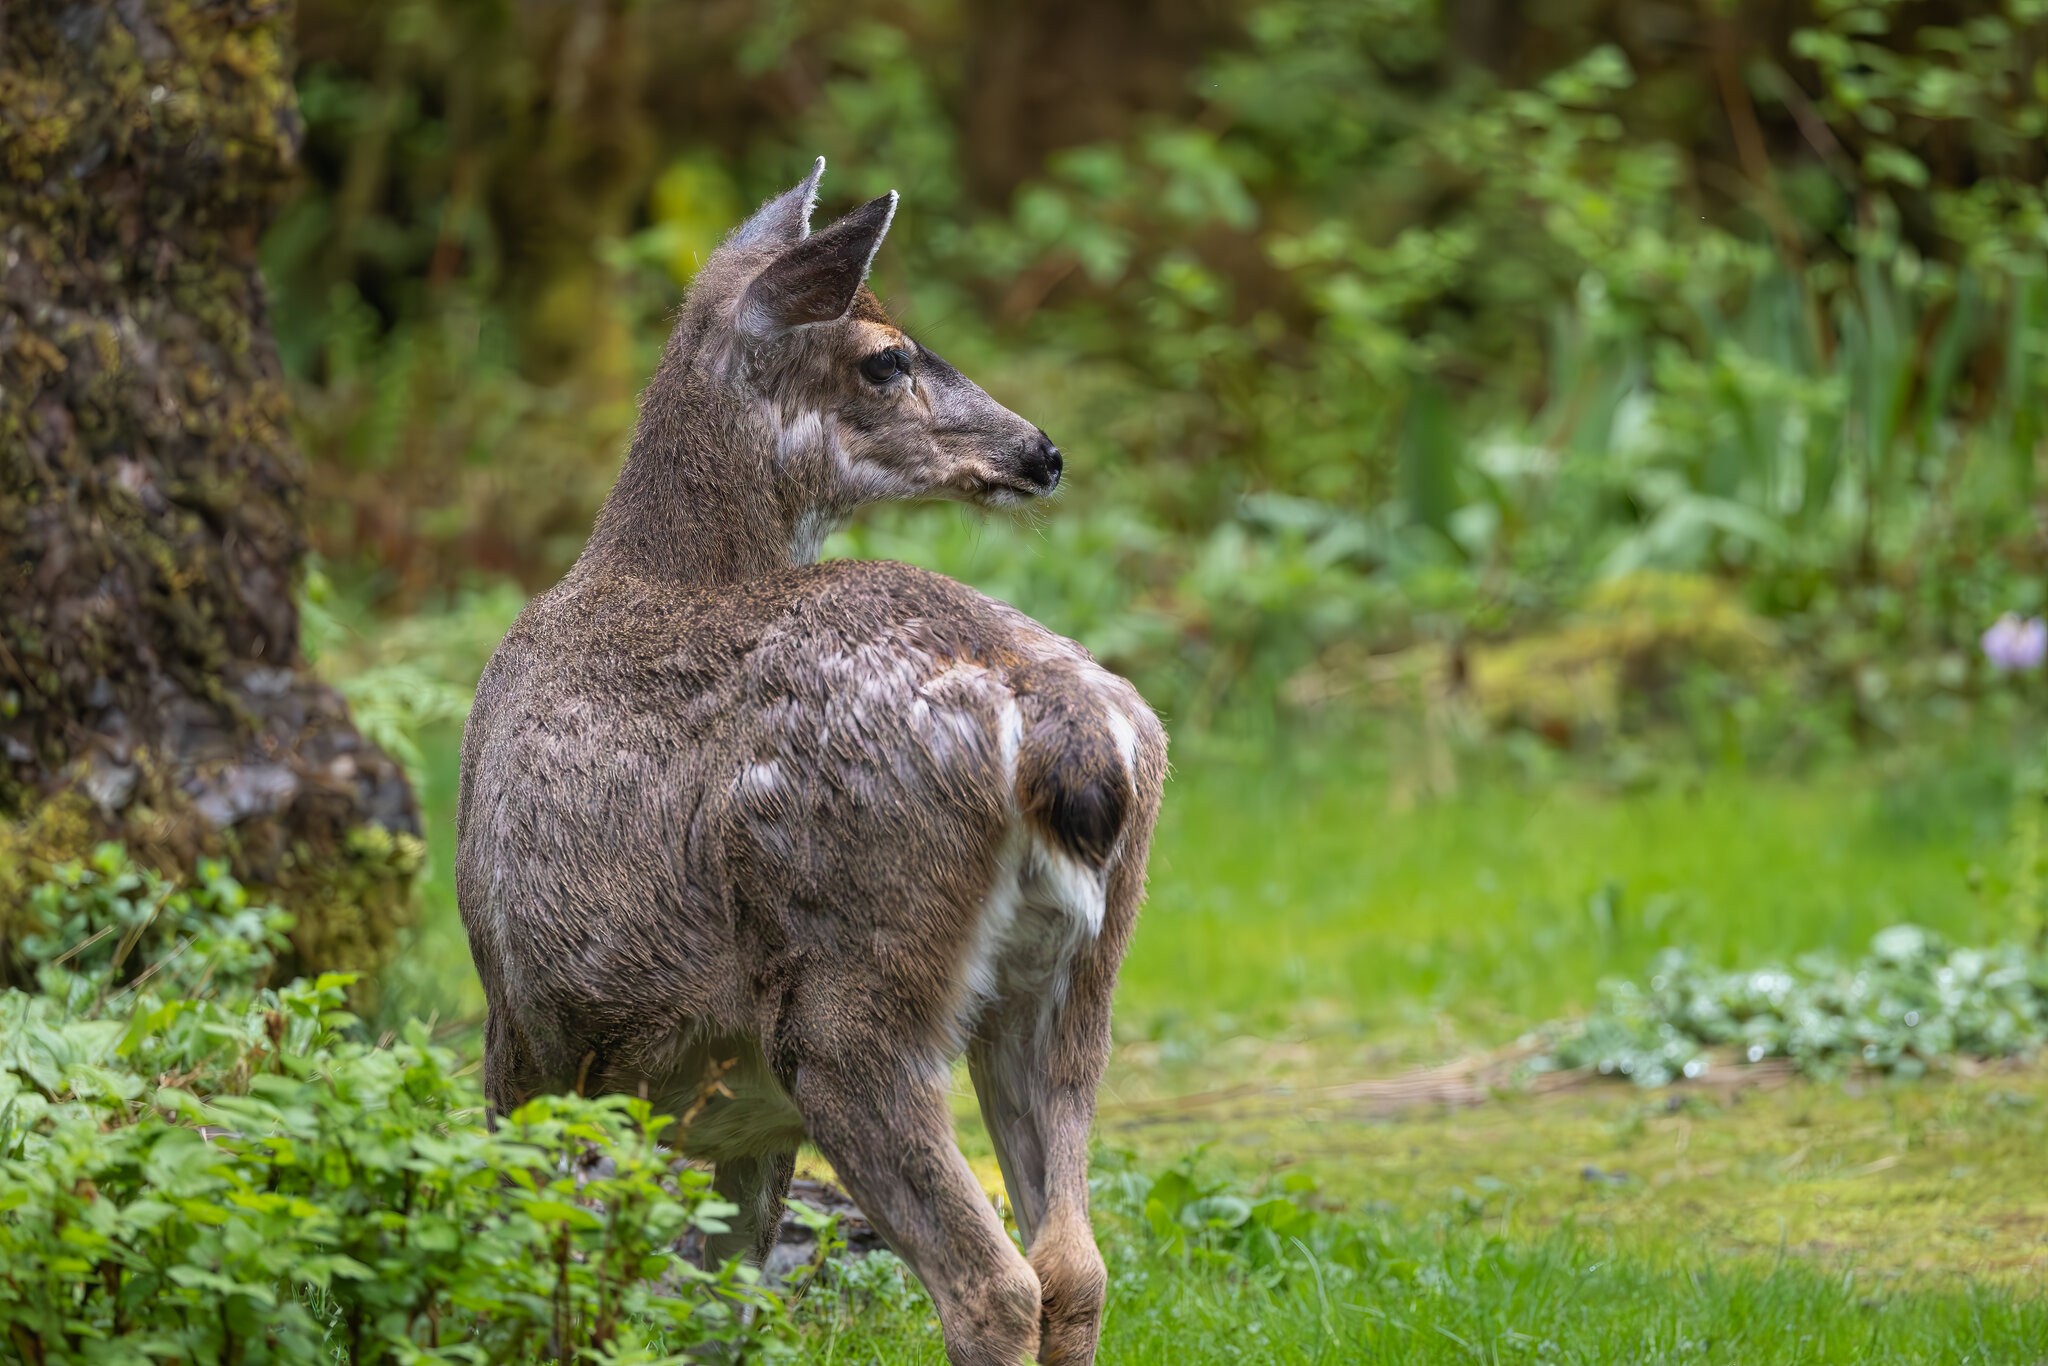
[790,507,840,564]
[773,410,828,472]
[773,409,846,563]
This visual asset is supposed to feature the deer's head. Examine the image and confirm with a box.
[663,159,1060,560]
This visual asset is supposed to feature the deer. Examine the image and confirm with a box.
[455,158,1167,1366]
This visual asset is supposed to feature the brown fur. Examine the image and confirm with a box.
[456,160,1165,1366]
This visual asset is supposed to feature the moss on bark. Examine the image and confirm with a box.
[0,0,420,987]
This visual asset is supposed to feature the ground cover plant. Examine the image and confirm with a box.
[0,848,786,1363]
[1543,924,2048,1086]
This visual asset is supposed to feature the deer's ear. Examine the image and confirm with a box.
[738,192,897,337]
[730,156,828,251]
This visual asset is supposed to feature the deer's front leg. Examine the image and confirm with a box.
[781,1022,1041,1366]
[967,942,1121,1366]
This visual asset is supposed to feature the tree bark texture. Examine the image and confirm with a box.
[0,0,419,983]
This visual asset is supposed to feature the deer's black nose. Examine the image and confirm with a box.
[1023,432,1062,492]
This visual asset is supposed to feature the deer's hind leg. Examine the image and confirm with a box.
[643,1038,805,1271]
[770,997,1041,1366]
[967,833,1154,1366]
[967,1014,1106,1365]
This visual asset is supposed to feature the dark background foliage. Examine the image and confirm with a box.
[270,0,2046,749]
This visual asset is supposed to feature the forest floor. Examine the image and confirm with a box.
[391,724,2048,1362]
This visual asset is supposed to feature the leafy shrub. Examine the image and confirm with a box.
[0,848,786,1363]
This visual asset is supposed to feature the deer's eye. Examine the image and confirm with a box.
[860,347,907,385]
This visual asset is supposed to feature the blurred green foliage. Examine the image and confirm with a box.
[269,0,2048,740]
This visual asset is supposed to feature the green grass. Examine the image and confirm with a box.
[833,1066,2048,1362]
[1088,1069,2048,1281]
[382,720,2046,1361]
[794,1220,2047,1364]
[1123,741,2015,1050]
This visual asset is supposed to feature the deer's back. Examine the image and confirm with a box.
[456,557,1160,1069]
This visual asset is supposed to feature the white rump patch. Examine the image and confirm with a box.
[1103,705,1139,775]
[996,694,1024,774]
[957,823,1105,1039]
[958,830,1025,1018]
[953,690,1109,1048]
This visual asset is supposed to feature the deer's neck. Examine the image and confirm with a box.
[579,377,818,588]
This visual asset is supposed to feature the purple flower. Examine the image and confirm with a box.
[1982,613,2047,673]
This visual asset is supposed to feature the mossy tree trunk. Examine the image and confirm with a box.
[0,0,420,983]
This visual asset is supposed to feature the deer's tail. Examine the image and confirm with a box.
[1012,677,1160,868]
